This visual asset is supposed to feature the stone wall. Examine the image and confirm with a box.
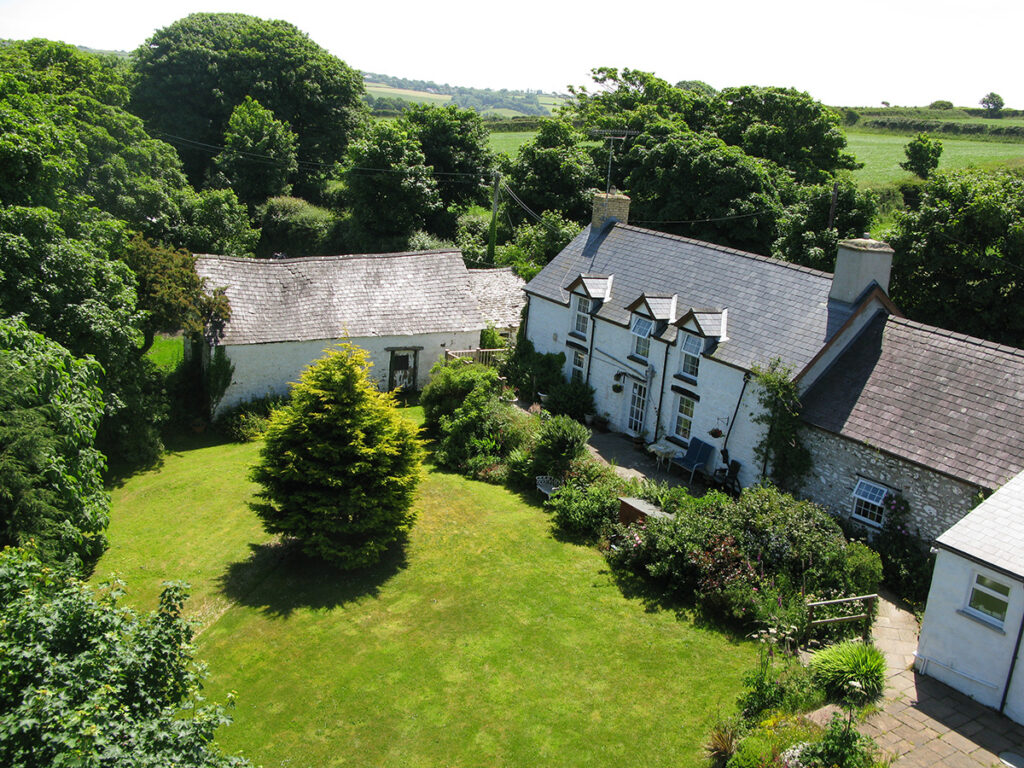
[801,425,982,541]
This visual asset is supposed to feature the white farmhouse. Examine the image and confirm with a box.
[195,250,523,415]
[523,192,1024,539]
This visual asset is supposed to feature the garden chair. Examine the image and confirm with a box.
[713,459,742,498]
[536,475,561,499]
[670,438,714,484]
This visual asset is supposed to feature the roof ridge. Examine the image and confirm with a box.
[888,315,1024,360]
[194,250,462,265]
[612,223,835,281]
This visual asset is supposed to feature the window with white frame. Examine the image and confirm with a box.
[679,332,703,379]
[631,315,653,359]
[966,572,1011,626]
[851,478,889,527]
[674,394,696,440]
[571,350,586,383]
[573,295,592,336]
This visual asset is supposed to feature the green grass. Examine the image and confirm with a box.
[847,130,1024,188]
[489,130,538,157]
[96,411,753,768]
[146,333,183,372]
[364,82,452,106]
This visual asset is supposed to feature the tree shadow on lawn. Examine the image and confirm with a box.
[601,561,749,645]
[218,536,409,619]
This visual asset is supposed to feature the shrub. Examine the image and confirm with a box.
[547,480,621,539]
[705,718,743,768]
[501,339,565,402]
[873,493,934,608]
[215,393,288,442]
[843,541,883,596]
[800,712,877,768]
[544,378,595,422]
[725,735,775,768]
[531,414,590,479]
[420,360,500,436]
[250,344,424,569]
[809,642,886,705]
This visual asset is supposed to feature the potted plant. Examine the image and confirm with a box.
[708,427,724,439]
[593,413,610,432]
[612,383,623,394]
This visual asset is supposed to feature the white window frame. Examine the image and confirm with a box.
[850,478,889,528]
[631,315,653,360]
[573,295,592,336]
[966,572,1011,627]
[571,350,586,383]
[674,394,696,440]
[679,332,703,379]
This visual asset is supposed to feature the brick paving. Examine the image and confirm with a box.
[862,594,1024,767]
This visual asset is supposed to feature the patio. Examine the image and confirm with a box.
[586,430,720,493]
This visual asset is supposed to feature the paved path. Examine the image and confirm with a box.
[862,594,1024,767]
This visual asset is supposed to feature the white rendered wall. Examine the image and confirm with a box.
[525,294,767,488]
[216,330,479,416]
[916,550,1024,717]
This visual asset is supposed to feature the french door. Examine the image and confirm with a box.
[627,380,647,435]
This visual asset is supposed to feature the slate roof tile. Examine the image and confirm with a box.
[937,469,1024,576]
[195,251,490,346]
[802,314,1024,490]
[524,224,845,372]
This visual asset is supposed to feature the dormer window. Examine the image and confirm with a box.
[680,332,703,379]
[573,295,592,336]
[630,315,653,359]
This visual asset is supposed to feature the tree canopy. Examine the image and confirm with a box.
[131,13,367,192]
[889,169,1024,346]
[0,318,108,570]
[899,133,942,179]
[980,91,1005,115]
[251,345,424,568]
[0,547,250,767]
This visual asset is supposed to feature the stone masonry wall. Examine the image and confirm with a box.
[801,426,982,542]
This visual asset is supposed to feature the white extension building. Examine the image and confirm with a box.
[195,250,523,415]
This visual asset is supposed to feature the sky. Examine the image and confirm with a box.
[1,0,1020,109]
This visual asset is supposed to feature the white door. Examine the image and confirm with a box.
[627,381,647,435]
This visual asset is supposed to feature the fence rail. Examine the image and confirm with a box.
[444,348,508,367]
[807,593,878,642]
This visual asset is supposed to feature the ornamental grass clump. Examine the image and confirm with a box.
[809,641,886,705]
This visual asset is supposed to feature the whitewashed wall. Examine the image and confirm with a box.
[525,294,768,489]
[216,330,479,415]
[916,550,1024,720]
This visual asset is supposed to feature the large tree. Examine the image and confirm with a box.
[889,169,1024,346]
[0,206,164,463]
[340,121,441,243]
[714,86,859,184]
[131,13,367,193]
[401,104,494,209]
[0,547,250,768]
[0,318,108,570]
[502,119,599,224]
[212,96,299,209]
[251,344,424,569]
[622,124,786,254]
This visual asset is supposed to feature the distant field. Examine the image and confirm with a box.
[846,130,1024,188]
[489,130,537,156]
[364,82,451,105]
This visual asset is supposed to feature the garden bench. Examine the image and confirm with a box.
[535,475,561,499]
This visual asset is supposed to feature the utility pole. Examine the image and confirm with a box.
[826,180,840,230]
[487,171,501,262]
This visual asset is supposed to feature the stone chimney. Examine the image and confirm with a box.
[829,236,893,304]
[592,191,630,230]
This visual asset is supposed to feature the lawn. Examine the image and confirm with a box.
[488,130,537,157]
[846,130,1024,188]
[97,411,753,768]
[145,332,183,372]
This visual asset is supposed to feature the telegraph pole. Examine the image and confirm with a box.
[487,171,501,262]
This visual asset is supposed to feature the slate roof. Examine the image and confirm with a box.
[937,468,1024,578]
[466,267,526,330]
[801,313,1024,490]
[524,223,853,372]
[195,251,487,346]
